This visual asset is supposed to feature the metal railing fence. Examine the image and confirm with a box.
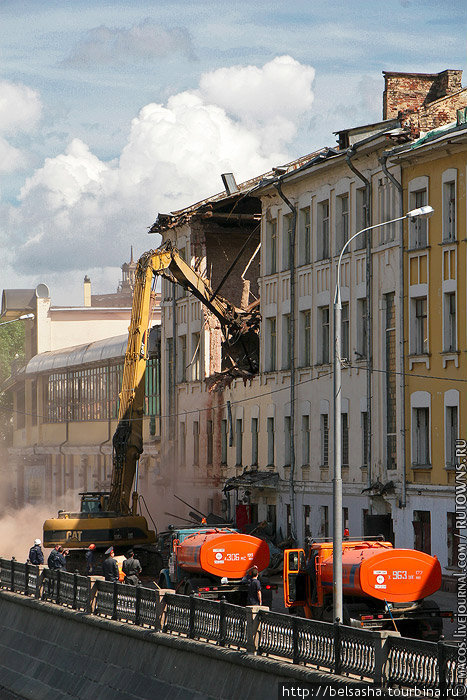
[0,557,458,693]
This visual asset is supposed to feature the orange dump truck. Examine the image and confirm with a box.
[284,538,451,640]
[157,526,275,605]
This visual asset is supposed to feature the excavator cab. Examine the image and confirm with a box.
[80,492,110,515]
[283,549,308,608]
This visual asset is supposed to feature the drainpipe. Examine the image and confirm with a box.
[345,147,372,492]
[273,180,297,542]
[171,284,177,462]
[380,153,406,509]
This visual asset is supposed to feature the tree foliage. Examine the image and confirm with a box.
[0,323,25,445]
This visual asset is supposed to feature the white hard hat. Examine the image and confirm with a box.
[34,539,41,546]
[221,577,228,584]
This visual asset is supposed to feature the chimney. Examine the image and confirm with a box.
[84,275,91,307]
[382,69,463,120]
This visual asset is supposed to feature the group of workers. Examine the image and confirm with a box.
[27,539,142,585]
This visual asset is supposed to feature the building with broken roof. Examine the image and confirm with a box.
[154,69,464,576]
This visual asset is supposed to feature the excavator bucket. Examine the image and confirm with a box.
[283,548,307,608]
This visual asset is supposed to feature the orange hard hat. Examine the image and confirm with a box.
[89,544,96,550]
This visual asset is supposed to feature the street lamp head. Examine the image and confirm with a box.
[406,205,434,220]
[18,313,34,321]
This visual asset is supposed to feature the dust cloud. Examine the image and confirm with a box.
[0,487,83,562]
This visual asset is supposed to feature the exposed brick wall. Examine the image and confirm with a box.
[383,70,463,119]
[419,88,467,131]
[205,224,260,308]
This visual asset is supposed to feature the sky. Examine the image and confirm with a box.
[0,0,465,305]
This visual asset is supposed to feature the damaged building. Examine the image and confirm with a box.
[153,69,465,577]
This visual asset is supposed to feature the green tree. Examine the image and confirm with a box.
[0,323,25,445]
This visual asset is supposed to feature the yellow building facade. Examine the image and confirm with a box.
[390,119,466,575]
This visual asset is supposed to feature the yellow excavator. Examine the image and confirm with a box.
[43,242,259,566]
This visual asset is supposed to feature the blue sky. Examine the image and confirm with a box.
[0,0,465,303]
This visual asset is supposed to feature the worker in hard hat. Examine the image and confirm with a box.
[28,538,44,566]
[85,543,96,575]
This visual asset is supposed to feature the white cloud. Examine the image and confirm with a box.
[0,80,41,174]
[198,56,315,123]
[62,18,195,67]
[0,80,41,135]
[5,55,315,282]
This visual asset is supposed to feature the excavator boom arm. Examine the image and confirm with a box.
[109,242,255,513]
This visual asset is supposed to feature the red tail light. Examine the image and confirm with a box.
[361,615,373,620]
[265,585,271,589]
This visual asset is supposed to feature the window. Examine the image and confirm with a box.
[320,505,329,538]
[193,421,199,466]
[304,504,311,538]
[178,335,187,382]
[317,200,329,259]
[282,213,293,270]
[179,422,186,466]
[357,298,367,358]
[443,179,456,242]
[413,510,431,555]
[301,415,310,466]
[191,332,200,381]
[282,314,292,369]
[300,310,311,367]
[361,411,368,467]
[221,419,228,465]
[355,188,367,249]
[413,407,430,466]
[284,416,292,466]
[299,207,311,264]
[235,419,243,466]
[266,219,277,274]
[410,189,428,248]
[167,338,175,414]
[341,302,349,362]
[446,406,458,468]
[378,179,396,243]
[266,317,277,371]
[207,420,213,466]
[342,413,349,468]
[267,505,277,535]
[320,414,329,467]
[447,512,458,567]
[444,292,456,351]
[319,306,330,364]
[286,504,292,538]
[175,247,187,298]
[251,417,258,466]
[267,417,275,466]
[336,194,349,253]
[413,297,428,354]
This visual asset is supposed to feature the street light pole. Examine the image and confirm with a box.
[0,313,34,327]
[332,205,433,624]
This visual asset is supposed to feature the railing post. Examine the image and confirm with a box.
[189,593,196,639]
[112,581,118,620]
[135,585,141,626]
[86,577,98,614]
[438,639,447,697]
[72,571,78,610]
[154,589,170,632]
[10,557,15,592]
[334,622,341,676]
[245,606,263,655]
[36,566,44,599]
[292,615,299,664]
[219,597,226,647]
[24,562,29,596]
[56,569,61,604]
